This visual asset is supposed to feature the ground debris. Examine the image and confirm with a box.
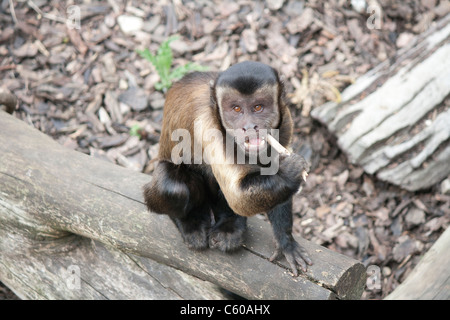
[1,0,448,300]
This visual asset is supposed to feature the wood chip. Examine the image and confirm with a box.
[66,27,88,56]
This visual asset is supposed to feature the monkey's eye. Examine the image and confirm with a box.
[232,105,242,113]
[253,105,263,112]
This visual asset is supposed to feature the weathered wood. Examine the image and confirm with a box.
[385,227,450,300]
[0,234,227,300]
[311,14,450,191]
[0,110,366,300]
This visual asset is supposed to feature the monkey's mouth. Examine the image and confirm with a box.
[243,136,266,151]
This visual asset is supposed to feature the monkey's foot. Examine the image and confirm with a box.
[172,217,210,250]
[182,228,209,250]
[209,218,247,252]
[209,228,246,252]
[269,241,312,276]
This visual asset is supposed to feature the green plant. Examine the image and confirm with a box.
[137,36,208,91]
[129,124,142,139]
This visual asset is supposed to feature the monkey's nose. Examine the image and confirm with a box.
[242,125,258,132]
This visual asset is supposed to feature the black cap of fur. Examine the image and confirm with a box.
[216,61,278,95]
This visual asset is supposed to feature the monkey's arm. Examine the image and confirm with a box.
[212,153,308,217]
[266,199,312,276]
[215,161,312,275]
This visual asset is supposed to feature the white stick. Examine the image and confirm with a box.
[266,134,308,182]
[266,134,291,156]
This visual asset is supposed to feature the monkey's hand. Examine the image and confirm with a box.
[269,237,312,276]
[278,153,309,193]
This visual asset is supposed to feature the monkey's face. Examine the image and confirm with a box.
[217,86,280,157]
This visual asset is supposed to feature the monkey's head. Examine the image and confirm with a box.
[212,61,283,157]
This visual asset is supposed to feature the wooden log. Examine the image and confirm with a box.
[385,227,450,300]
[311,14,450,191]
[0,233,228,300]
[0,110,366,300]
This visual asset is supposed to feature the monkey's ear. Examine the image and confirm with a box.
[210,80,218,108]
[277,74,287,102]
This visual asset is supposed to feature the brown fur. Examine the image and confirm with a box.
[156,71,293,217]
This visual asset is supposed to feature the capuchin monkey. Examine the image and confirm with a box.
[143,61,312,275]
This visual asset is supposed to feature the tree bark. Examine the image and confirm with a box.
[385,227,450,300]
[311,14,450,191]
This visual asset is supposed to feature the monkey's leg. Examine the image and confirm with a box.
[171,201,211,251]
[266,199,312,276]
[209,191,247,252]
[143,161,210,250]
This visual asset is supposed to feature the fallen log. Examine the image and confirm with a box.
[311,14,450,191]
[385,227,450,300]
[0,110,366,300]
